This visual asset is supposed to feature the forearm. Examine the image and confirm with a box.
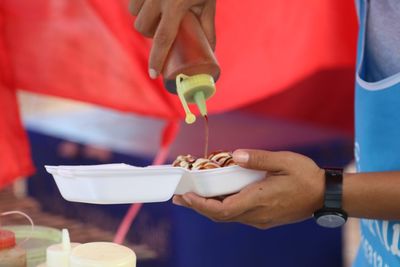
[343,171,400,220]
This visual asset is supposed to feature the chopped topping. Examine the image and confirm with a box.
[172,154,197,170]
[208,151,235,166]
[192,158,221,170]
[173,151,236,170]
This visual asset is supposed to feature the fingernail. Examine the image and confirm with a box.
[149,68,158,79]
[233,150,249,164]
[172,197,183,206]
[182,194,192,206]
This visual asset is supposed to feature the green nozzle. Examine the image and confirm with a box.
[194,91,207,117]
[175,74,215,124]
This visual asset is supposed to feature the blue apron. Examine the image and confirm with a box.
[353,0,400,266]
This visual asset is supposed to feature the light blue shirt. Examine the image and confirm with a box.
[353,0,400,266]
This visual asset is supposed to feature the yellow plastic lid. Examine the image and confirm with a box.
[175,74,216,124]
[69,242,136,267]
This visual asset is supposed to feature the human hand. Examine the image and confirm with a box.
[129,0,216,79]
[173,149,325,229]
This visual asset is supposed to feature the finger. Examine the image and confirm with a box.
[148,10,185,79]
[134,1,161,37]
[173,195,231,223]
[183,187,258,221]
[233,149,291,172]
[181,193,226,217]
[199,0,216,50]
[129,0,145,16]
[172,195,190,207]
[246,223,270,230]
[190,5,203,16]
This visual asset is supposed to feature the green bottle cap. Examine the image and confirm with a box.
[176,74,216,124]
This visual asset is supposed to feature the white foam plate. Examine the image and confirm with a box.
[45,164,266,204]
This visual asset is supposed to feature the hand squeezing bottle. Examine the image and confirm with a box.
[162,12,220,124]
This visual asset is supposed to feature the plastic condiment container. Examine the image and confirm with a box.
[0,229,27,267]
[3,225,61,267]
[70,242,136,267]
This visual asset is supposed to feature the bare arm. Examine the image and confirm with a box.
[344,171,400,220]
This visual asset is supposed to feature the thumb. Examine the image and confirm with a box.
[233,149,289,172]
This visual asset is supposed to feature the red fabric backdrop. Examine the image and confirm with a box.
[0,0,358,187]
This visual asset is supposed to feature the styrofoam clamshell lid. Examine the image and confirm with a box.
[45,164,266,204]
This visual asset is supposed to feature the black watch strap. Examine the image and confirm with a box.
[324,168,344,209]
[313,168,347,228]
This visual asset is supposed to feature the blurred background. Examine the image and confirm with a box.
[1,0,361,266]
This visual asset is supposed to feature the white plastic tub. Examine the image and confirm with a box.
[45,164,265,204]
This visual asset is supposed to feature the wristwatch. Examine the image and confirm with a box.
[313,168,348,228]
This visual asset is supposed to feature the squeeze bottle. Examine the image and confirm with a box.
[36,229,80,267]
[162,12,220,124]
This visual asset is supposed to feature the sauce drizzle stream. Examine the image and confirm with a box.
[204,115,209,158]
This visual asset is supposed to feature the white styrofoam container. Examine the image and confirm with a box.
[45,164,265,204]
[174,166,265,197]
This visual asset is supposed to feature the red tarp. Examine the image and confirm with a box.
[0,0,358,187]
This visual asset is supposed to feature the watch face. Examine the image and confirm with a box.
[316,214,346,228]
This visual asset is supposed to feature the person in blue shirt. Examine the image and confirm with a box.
[131,0,400,266]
